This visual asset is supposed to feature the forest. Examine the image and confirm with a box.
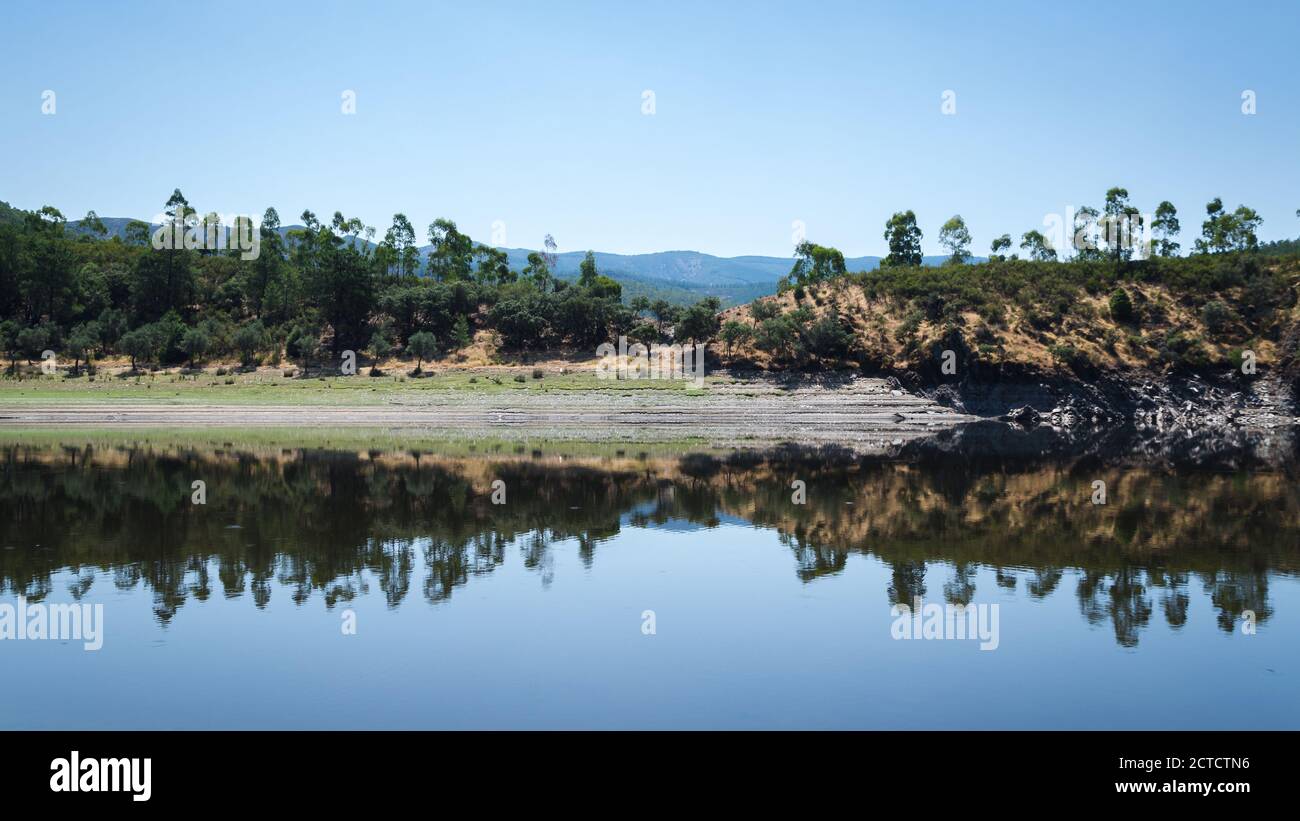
[0,189,723,372]
[0,186,1294,374]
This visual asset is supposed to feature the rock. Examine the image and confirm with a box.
[1004,405,1041,427]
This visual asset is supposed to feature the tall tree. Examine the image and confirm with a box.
[1020,230,1057,261]
[882,210,923,268]
[426,219,474,281]
[578,251,599,287]
[1072,205,1104,260]
[785,241,846,287]
[938,215,972,264]
[990,234,1012,261]
[1152,201,1180,257]
[1102,187,1141,261]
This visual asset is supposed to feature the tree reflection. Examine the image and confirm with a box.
[0,442,1294,647]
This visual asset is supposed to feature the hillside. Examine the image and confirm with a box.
[714,254,1300,380]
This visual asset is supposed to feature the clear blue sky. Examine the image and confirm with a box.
[3,0,1298,257]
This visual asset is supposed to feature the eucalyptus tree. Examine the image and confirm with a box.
[882,210,923,267]
[938,215,972,264]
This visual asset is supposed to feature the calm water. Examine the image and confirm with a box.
[1,441,1296,729]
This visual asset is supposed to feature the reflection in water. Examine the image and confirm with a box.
[0,442,1295,648]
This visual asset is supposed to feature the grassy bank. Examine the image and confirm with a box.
[0,365,702,405]
[0,426,728,457]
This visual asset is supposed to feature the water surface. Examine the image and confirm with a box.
[1,441,1296,729]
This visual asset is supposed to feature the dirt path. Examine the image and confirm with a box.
[0,377,974,451]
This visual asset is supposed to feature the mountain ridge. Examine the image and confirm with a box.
[54,212,975,305]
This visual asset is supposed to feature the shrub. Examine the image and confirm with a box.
[750,299,780,322]
[1200,300,1235,335]
[1049,343,1084,367]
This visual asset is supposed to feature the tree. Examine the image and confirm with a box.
[98,309,128,352]
[1195,198,1230,253]
[651,300,680,334]
[1020,230,1057,261]
[0,320,22,372]
[802,311,854,360]
[1102,187,1140,261]
[179,327,210,367]
[452,314,471,349]
[474,247,514,285]
[1072,206,1103,260]
[124,219,151,247]
[426,219,474,281]
[990,234,1012,261]
[1152,201,1180,257]
[882,211,923,268]
[366,329,393,362]
[785,241,846,287]
[67,322,100,373]
[938,215,972,264]
[285,326,322,368]
[233,320,267,367]
[379,213,420,280]
[119,326,157,371]
[1195,199,1262,253]
[301,213,375,354]
[675,298,722,344]
[754,315,801,362]
[407,330,437,373]
[1228,205,1262,251]
[1108,288,1135,323]
[522,251,553,291]
[719,320,754,359]
[80,210,107,240]
[578,251,599,287]
[17,325,51,364]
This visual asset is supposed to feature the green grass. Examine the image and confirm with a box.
[0,369,702,405]
[0,426,728,458]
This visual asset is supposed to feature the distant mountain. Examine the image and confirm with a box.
[60,212,976,306]
[496,248,974,286]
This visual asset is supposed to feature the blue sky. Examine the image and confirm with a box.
[2,0,1298,257]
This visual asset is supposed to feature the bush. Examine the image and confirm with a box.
[531,368,544,379]
[233,320,267,367]
[1049,343,1084,367]
[513,373,526,382]
[1200,300,1235,335]
[750,299,780,322]
[801,313,854,360]
[1108,288,1134,323]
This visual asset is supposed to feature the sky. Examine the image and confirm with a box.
[2,0,1298,258]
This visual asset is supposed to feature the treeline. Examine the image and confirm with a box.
[720,187,1298,369]
[0,191,722,372]
[782,186,1282,291]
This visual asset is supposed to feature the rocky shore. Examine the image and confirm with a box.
[901,368,1297,469]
